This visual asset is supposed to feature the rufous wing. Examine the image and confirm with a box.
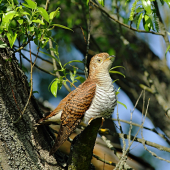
[37,88,78,125]
[49,79,96,155]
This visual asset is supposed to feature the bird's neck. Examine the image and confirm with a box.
[89,70,113,90]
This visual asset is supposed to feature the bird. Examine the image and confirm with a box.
[38,53,117,155]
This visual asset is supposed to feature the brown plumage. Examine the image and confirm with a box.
[38,53,117,155]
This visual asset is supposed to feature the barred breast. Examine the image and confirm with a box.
[83,83,117,124]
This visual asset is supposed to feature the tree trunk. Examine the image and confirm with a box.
[0,39,65,169]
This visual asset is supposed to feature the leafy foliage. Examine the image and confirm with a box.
[129,0,139,21]
[0,0,71,48]
[128,0,162,32]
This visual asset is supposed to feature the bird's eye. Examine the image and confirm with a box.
[97,59,101,63]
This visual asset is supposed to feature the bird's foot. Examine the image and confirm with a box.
[101,117,105,127]
[88,117,105,127]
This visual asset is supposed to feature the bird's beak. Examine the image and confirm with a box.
[108,55,115,62]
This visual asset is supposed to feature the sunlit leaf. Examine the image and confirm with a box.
[109,70,125,78]
[142,0,152,15]
[97,0,105,7]
[165,45,170,57]
[37,7,49,22]
[63,60,83,68]
[2,11,16,23]
[86,0,90,5]
[76,76,85,83]
[6,31,17,48]
[135,7,144,13]
[115,91,120,95]
[17,19,23,25]
[49,7,61,21]
[112,79,119,83]
[110,66,125,71]
[129,0,139,21]
[39,50,59,63]
[52,24,73,31]
[22,0,37,9]
[32,19,45,25]
[117,101,127,109]
[143,14,154,31]
[137,13,143,30]
[70,71,75,82]
[50,79,58,97]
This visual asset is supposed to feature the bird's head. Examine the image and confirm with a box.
[88,53,115,79]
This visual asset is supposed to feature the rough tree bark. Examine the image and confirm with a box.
[0,38,66,169]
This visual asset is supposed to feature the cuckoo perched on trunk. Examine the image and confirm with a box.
[38,53,117,155]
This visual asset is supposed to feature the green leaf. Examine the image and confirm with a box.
[153,12,159,32]
[33,91,39,94]
[135,7,144,13]
[142,0,152,15]
[117,101,127,109]
[129,0,139,21]
[143,14,154,31]
[49,7,61,21]
[63,60,83,68]
[28,26,34,32]
[17,19,23,25]
[37,7,49,22]
[39,50,59,63]
[22,7,32,16]
[137,13,143,30]
[70,71,75,82]
[52,24,73,31]
[115,91,120,95]
[2,11,17,23]
[109,70,125,78]
[165,44,170,56]
[76,76,86,83]
[50,79,58,97]
[97,0,105,6]
[32,19,45,25]
[0,40,7,48]
[6,31,17,48]
[86,0,90,5]
[110,66,125,71]
[112,79,119,83]
[22,0,37,9]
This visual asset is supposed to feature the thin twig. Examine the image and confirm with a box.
[18,37,22,69]
[128,91,143,144]
[93,154,117,167]
[17,48,85,76]
[141,99,170,163]
[112,118,170,145]
[13,42,33,123]
[99,127,170,153]
[101,135,121,159]
[20,52,56,76]
[115,96,149,169]
[84,1,91,79]
[15,46,53,64]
